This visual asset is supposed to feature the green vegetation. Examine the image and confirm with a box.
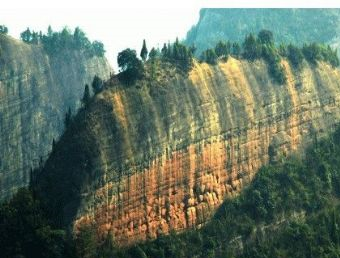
[214,40,230,59]
[19,26,105,57]
[257,29,274,45]
[140,39,148,62]
[200,48,218,65]
[231,42,241,57]
[64,107,73,128]
[286,44,304,69]
[0,188,70,258]
[186,9,340,55]
[0,25,8,34]
[160,38,194,72]
[82,84,91,107]
[117,48,144,85]
[242,33,262,61]
[261,44,286,84]
[91,75,104,94]
[116,38,194,85]
[302,43,340,68]
[199,30,339,85]
[148,47,159,61]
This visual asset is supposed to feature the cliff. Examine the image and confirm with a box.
[37,58,340,245]
[0,34,111,199]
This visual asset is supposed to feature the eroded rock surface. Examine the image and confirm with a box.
[0,34,111,199]
[39,58,340,245]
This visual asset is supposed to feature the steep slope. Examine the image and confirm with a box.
[185,9,340,54]
[116,125,340,258]
[38,58,340,245]
[0,34,111,199]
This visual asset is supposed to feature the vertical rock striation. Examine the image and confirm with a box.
[39,58,340,245]
[0,34,111,199]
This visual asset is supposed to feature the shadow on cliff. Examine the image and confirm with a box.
[33,103,110,228]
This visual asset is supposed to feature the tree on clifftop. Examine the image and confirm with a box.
[243,33,261,61]
[117,48,144,85]
[0,25,8,34]
[148,47,159,61]
[140,39,148,62]
[92,75,104,95]
[20,28,32,43]
[258,29,274,45]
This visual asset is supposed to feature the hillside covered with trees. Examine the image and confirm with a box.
[185,9,340,55]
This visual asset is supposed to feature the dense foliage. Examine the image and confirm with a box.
[0,188,71,258]
[117,48,145,85]
[199,30,339,84]
[0,25,8,34]
[160,38,194,72]
[116,38,194,85]
[186,9,340,54]
[19,26,105,57]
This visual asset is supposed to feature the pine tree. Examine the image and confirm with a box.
[82,84,91,107]
[201,49,218,65]
[287,44,304,69]
[161,43,168,58]
[148,47,159,60]
[189,45,197,55]
[20,28,32,43]
[232,42,241,57]
[47,25,53,37]
[140,39,148,62]
[258,30,274,45]
[243,33,261,61]
[92,75,103,94]
[64,107,72,128]
[52,138,56,151]
[215,41,229,58]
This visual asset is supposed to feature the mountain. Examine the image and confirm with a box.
[185,9,340,54]
[36,56,340,245]
[0,33,111,200]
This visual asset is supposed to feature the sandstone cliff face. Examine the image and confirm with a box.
[0,34,111,199]
[39,58,340,245]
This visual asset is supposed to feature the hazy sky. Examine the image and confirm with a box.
[1,0,339,71]
[0,7,199,71]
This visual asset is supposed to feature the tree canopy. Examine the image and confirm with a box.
[19,26,105,57]
[140,39,148,62]
[258,29,274,45]
[117,48,144,84]
[0,25,8,34]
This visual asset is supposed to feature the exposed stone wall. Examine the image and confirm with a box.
[40,58,340,245]
[0,34,111,199]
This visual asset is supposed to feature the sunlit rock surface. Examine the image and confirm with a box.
[39,58,340,245]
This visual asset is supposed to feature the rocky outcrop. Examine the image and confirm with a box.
[0,34,111,199]
[38,58,340,245]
